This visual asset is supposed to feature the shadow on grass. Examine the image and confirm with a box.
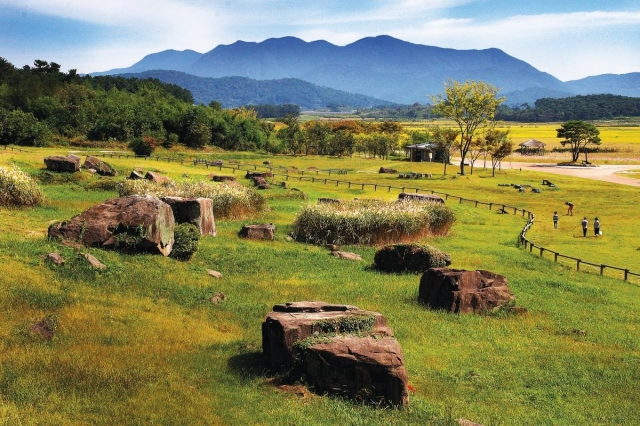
[227,350,272,379]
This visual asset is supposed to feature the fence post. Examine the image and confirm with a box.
[459,198,463,204]
[388,186,391,192]
[539,248,544,256]
[348,182,351,188]
[446,194,449,200]
[600,265,605,276]
[554,253,558,262]
[361,184,365,190]
[489,203,492,210]
[475,201,478,207]
[374,185,377,191]
[577,260,581,271]
[513,207,517,214]
[625,269,629,281]
[415,188,419,193]
[529,244,533,253]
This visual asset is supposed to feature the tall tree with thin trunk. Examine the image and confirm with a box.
[431,80,504,175]
[486,129,513,177]
[429,125,459,176]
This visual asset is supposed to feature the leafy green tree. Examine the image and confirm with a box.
[431,79,504,175]
[429,125,459,176]
[486,129,513,176]
[0,108,49,146]
[276,114,302,155]
[556,120,601,163]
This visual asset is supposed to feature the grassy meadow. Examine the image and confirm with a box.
[402,120,640,164]
[1,146,640,425]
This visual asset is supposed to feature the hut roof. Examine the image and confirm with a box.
[519,139,546,148]
[405,143,437,150]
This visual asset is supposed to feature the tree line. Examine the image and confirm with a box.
[496,94,640,122]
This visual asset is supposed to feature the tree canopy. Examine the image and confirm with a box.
[556,120,601,163]
[431,79,504,175]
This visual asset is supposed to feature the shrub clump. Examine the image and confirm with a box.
[291,199,455,245]
[0,164,45,207]
[117,179,266,219]
[128,136,157,156]
[170,223,200,261]
[373,243,451,273]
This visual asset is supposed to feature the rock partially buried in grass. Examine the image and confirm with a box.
[83,253,106,269]
[48,195,175,256]
[208,270,223,279]
[239,224,275,240]
[331,251,362,261]
[374,244,451,273]
[418,268,515,314]
[262,301,408,406]
[44,252,65,266]
[83,156,117,176]
[145,171,171,184]
[30,314,58,340]
[398,192,445,204]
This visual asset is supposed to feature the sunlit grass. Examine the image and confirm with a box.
[1,146,640,425]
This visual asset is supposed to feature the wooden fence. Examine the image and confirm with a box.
[519,216,638,282]
[9,147,636,284]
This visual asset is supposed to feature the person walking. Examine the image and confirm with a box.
[553,211,559,229]
[594,217,601,237]
[565,202,574,216]
[581,217,588,237]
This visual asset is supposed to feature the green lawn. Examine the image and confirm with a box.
[1,147,639,425]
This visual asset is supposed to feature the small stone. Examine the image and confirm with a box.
[209,292,227,304]
[331,251,362,261]
[44,252,65,266]
[208,270,223,279]
[83,253,106,269]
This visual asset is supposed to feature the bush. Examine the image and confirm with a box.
[128,136,157,156]
[118,179,266,219]
[170,223,200,260]
[0,164,45,207]
[291,199,455,245]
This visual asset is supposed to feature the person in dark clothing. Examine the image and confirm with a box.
[553,211,559,229]
[581,217,588,237]
[594,217,600,237]
[565,202,574,215]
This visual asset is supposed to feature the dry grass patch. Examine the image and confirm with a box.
[117,179,266,219]
[291,199,454,245]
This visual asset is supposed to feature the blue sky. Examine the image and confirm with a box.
[1,0,639,81]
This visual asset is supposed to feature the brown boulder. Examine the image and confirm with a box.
[398,192,445,204]
[145,171,172,184]
[262,301,393,371]
[301,335,409,406]
[374,244,451,273]
[161,197,216,236]
[418,268,515,314]
[379,167,398,174]
[44,155,80,173]
[47,195,175,256]
[44,252,65,266]
[83,156,117,176]
[262,301,407,406]
[211,175,236,182]
[252,176,268,186]
[246,171,273,179]
[318,198,341,204]
[129,170,145,179]
[239,224,275,240]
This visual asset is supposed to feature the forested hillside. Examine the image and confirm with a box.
[496,94,640,122]
[0,58,267,151]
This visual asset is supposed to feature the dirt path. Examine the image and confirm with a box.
[505,162,640,187]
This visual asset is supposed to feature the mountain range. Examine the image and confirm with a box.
[93,35,640,108]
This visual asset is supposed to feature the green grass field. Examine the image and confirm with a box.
[1,146,640,425]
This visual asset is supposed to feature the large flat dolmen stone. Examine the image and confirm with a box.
[262,301,392,371]
[398,192,445,204]
[161,196,216,236]
[145,171,172,184]
[44,155,80,172]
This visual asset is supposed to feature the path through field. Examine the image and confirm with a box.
[506,162,640,187]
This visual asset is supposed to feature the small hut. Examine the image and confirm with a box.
[519,139,546,156]
[405,143,437,162]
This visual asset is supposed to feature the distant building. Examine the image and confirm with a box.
[519,139,546,156]
[405,143,437,162]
